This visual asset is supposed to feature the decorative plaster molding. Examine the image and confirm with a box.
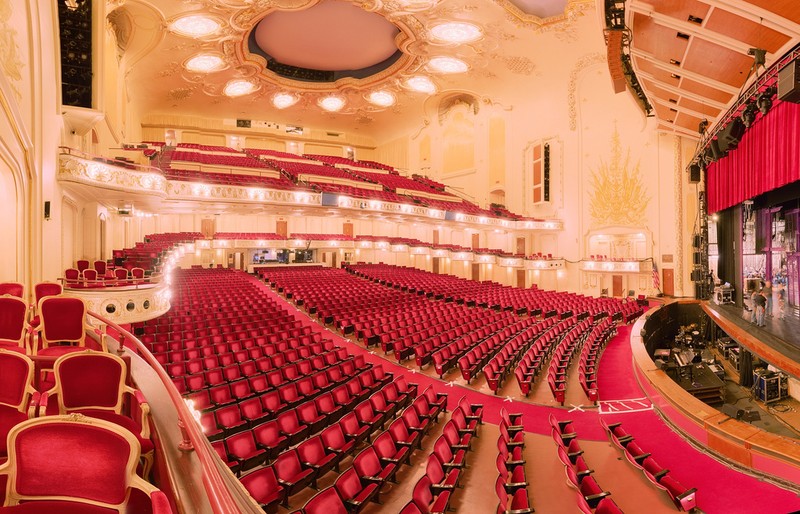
[66,283,171,324]
[0,0,24,100]
[587,129,650,228]
[493,0,593,30]
[568,53,606,131]
[59,154,168,197]
[673,135,683,295]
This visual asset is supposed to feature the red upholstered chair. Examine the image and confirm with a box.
[301,486,348,514]
[42,351,154,477]
[76,259,90,273]
[426,453,460,492]
[239,466,285,514]
[0,283,24,298]
[273,449,315,501]
[0,415,171,513]
[0,296,30,354]
[33,296,100,357]
[131,267,145,284]
[0,351,37,460]
[297,436,337,485]
[28,282,63,328]
[114,268,129,285]
[82,268,100,288]
[64,268,81,288]
[412,475,450,514]
[333,466,379,512]
[93,260,107,276]
[353,446,397,488]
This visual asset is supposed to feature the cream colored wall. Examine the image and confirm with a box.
[0,1,62,292]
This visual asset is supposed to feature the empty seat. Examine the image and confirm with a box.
[273,449,315,499]
[333,466,379,512]
[239,466,285,514]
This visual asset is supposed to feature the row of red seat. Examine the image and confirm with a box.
[512,317,578,396]
[496,409,534,513]
[550,414,624,513]
[577,319,617,403]
[601,419,698,511]
[546,319,596,404]
[489,316,579,394]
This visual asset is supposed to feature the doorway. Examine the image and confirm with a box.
[612,275,623,297]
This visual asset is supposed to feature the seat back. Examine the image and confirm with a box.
[0,295,28,347]
[412,475,434,510]
[38,296,88,350]
[0,415,159,509]
[34,282,63,304]
[94,260,107,275]
[52,351,128,413]
[0,282,24,298]
[131,267,145,279]
[303,486,348,514]
[0,350,36,411]
[115,268,129,280]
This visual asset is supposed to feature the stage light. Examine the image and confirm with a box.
[741,101,758,127]
[698,119,709,134]
[757,87,775,115]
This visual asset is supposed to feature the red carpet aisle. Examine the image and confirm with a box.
[246,274,800,513]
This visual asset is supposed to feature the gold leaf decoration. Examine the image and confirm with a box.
[588,130,649,227]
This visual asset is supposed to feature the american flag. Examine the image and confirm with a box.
[652,261,660,291]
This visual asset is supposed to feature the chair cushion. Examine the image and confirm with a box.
[79,410,154,454]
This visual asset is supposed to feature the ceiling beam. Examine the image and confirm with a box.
[636,70,728,110]
[630,48,739,95]
[628,1,756,56]
[702,0,800,40]
[657,123,702,140]
[650,96,718,123]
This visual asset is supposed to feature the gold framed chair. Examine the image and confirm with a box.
[0,350,37,460]
[0,295,30,354]
[41,350,154,477]
[0,414,171,513]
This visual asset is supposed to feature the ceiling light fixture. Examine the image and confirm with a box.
[428,56,468,73]
[170,15,221,38]
[405,76,437,94]
[319,95,346,112]
[223,79,257,97]
[367,90,396,107]
[185,54,225,73]
[430,22,482,43]
[272,92,299,109]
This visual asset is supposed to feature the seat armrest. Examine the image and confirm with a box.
[133,389,152,439]
[633,452,652,463]
[654,469,669,481]
[676,487,698,500]
[379,457,400,465]
[617,434,634,444]
[441,461,465,469]
[29,391,42,418]
[36,391,50,418]
[396,441,415,447]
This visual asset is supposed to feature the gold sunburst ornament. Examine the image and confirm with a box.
[588,130,650,227]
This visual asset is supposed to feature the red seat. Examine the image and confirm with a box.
[301,486,348,514]
[412,475,450,514]
[387,417,421,451]
[0,415,172,513]
[276,410,309,446]
[224,431,268,472]
[333,466,378,512]
[252,420,289,460]
[0,283,24,298]
[239,466,285,514]
[320,423,355,462]
[42,351,154,476]
[273,449,315,499]
[0,351,37,459]
[297,436,337,484]
[0,296,29,354]
[352,446,397,489]
[34,296,101,357]
[373,431,411,468]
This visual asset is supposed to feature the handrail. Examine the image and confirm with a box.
[59,276,160,290]
[59,146,166,176]
[87,311,246,514]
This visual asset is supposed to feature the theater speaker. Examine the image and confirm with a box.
[710,138,726,160]
[44,201,51,220]
[693,252,702,265]
[717,117,746,151]
[690,269,704,282]
[778,59,800,103]
[689,163,701,183]
[693,234,702,248]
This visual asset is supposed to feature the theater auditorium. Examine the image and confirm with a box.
[1,0,800,512]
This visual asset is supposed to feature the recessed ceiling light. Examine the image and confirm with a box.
[170,15,221,38]
[319,96,345,112]
[184,54,225,73]
[428,56,468,73]
[430,22,482,43]
[367,90,396,107]
[406,76,437,94]
[272,92,298,109]
[224,80,257,97]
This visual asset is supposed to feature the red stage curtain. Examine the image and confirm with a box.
[707,99,800,213]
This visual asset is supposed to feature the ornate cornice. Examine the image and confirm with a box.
[66,282,171,324]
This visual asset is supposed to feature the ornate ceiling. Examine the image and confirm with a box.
[108,0,800,143]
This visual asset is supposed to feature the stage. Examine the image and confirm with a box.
[702,301,800,380]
